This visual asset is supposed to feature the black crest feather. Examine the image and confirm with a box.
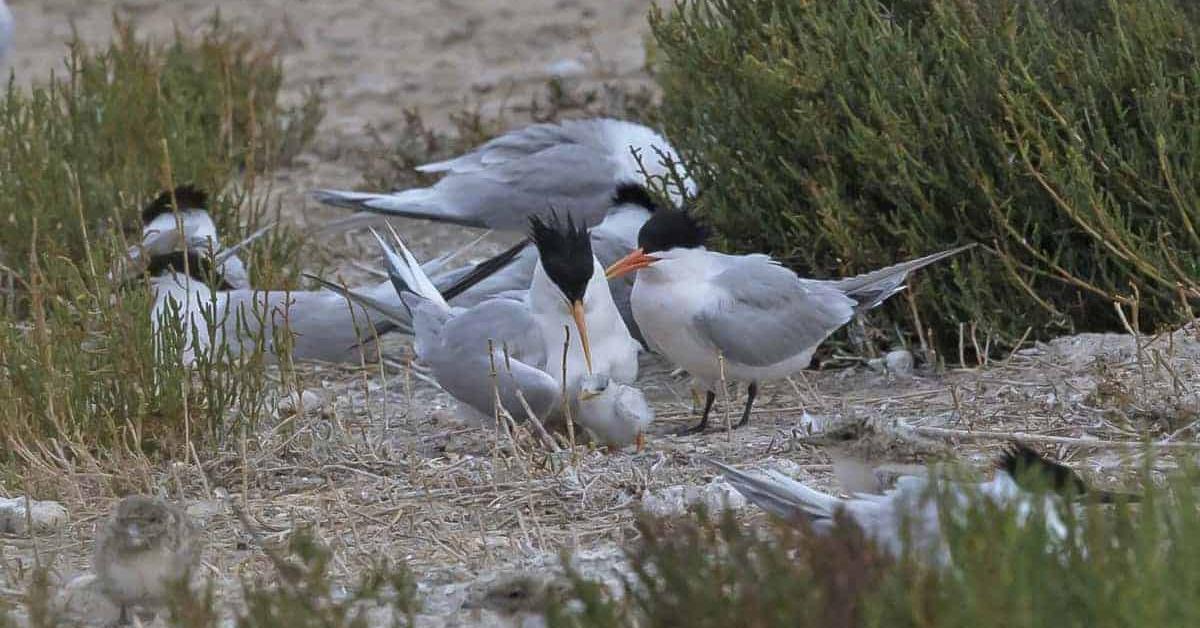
[144,250,233,291]
[637,207,709,254]
[612,183,660,213]
[142,185,209,224]
[530,211,594,303]
[998,442,1088,496]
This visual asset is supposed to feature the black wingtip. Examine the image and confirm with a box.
[997,442,1088,497]
[442,239,531,301]
[142,185,209,223]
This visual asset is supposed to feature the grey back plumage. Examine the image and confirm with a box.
[696,257,857,367]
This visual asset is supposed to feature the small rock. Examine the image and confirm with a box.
[544,58,587,78]
[278,389,325,416]
[885,349,914,378]
[0,497,68,535]
[641,479,746,518]
[699,478,747,512]
[184,499,224,526]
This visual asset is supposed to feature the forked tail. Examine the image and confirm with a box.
[830,243,975,311]
[703,457,839,524]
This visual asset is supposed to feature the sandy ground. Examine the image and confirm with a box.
[2,1,1198,626]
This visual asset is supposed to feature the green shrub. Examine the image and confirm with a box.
[549,467,1198,627]
[0,17,319,464]
[651,0,1200,352]
[0,15,320,278]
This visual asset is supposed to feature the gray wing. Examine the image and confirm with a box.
[427,298,560,421]
[418,119,608,174]
[694,258,856,367]
[421,143,619,230]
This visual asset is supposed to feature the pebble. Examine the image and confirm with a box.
[885,349,915,378]
[0,497,68,535]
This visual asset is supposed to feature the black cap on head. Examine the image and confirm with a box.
[530,211,594,303]
[142,185,209,224]
[998,442,1088,496]
[637,207,709,254]
[612,183,660,213]
[144,250,233,291]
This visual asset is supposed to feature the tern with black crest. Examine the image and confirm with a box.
[707,443,1137,565]
[607,208,973,434]
[314,118,695,342]
[312,214,649,447]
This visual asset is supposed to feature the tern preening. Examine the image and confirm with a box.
[708,444,1133,565]
[311,214,650,448]
[607,208,973,434]
[314,118,693,342]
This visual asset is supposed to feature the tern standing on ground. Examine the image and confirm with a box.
[606,208,972,434]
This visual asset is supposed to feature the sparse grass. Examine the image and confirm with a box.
[0,17,320,467]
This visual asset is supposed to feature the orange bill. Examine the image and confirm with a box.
[604,248,659,279]
[570,300,594,373]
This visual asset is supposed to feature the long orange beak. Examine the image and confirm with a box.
[570,300,594,373]
[604,248,659,279]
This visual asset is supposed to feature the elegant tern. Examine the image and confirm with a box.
[313,215,648,446]
[136,186,253,289]
[607,208,973,434]
[707,444,1134,565]
[313,118,693,231]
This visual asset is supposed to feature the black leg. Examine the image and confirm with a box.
[735,382,758,428]
[677,390,716,435]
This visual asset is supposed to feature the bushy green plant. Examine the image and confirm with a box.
[651,0,1200,352]
[550,467,1199,627]
[0,15,319,278]
[0,17,319,463]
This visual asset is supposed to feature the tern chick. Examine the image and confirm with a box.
[578,373,654,450]
[93,495,201,625]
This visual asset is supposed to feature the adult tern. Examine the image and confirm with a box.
[607,208,973,434]
[137,186,253,289]
[144,239,514,365]
[315,119,692,341]
[707,444,1134,565]
[314,118,693,231]
[311,215,649,447]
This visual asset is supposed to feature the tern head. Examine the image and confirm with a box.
[997,443,1089,498]
[144,250,234,290]
[530,211,596,372]
[109,496,177,551]
[604,207,709,279]
[141,184,209,224]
